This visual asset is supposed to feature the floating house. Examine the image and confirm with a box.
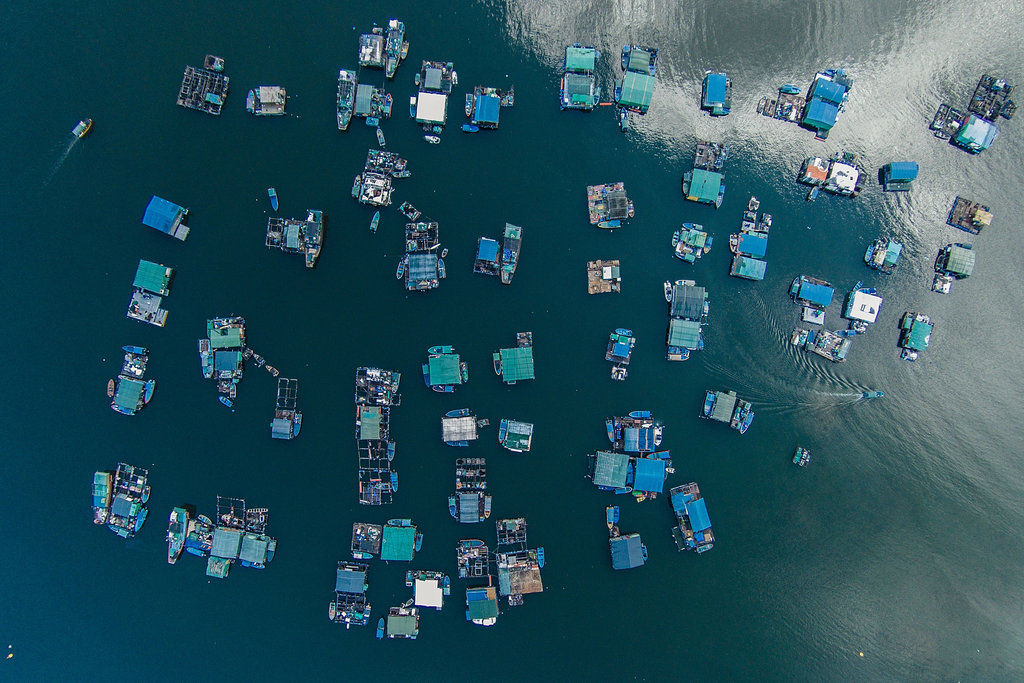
[442,408,479,446]
[94,463,150,538]
[354,83,393,121]
[666,280,709,361]
[467,85,513,129]
[588,451,669,499]
[474,238,500,275]
[702,389,754,433]
[606,329,636,380]
[730,255,767,281]
[381,519,421,562]
[953,114,999,153]
[605,411,664,453]
[199,316,246,402]
[800,69,853,138]
[126,259,173,327]
[672,223,711,263]
[422,346,467,392]
[330,562,370,627]
[615,45,657,115]
[669,483,714,553]
[799,152,864,197]
[560,44,600,111]
[466,586,499,626]
[358,30,385,68]
[682,141,728,207]
[414,61,455,126]
[881,162,918,191]
[802,329,851,363]
[496,549,544,606]
[403,221,441,292]
[843,286,882,326]
[932,243,975,294]
[864,238,902,273]
[386,607,419,639]
[473,224,522,283]
[701,71,732,116]
[406,570,449,611]
[587,259,621,294]
[947,197,992,234]
[587,182,634,228]
[493,331,535,384]
[180,497,278,579]
[931,74,1014,151]
[790,275,834,309]
[498,419,533,452]
[246,86,286,116]
[266,210,324,268]
[351,522,383,559]
[270,378,301,440]
[899,312,933,361]
[109,345,155,416]
[458,539,491,579]
[142,196,189,241]
[449,458,491,524]
[610,533,648,570]
[176,55,229,115]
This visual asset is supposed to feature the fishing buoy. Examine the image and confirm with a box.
[859,652,864,657]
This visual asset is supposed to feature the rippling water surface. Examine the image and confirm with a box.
[2,0,1022,678]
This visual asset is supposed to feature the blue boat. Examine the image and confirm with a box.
[268,187,279,211]
[448,495,458,519]
[604,418,615,443]
[376,618,385,639]
[390,472,399,493]
[606,506,620,531]
[370,210,380,233]
[615,328,633,336]
[218,396,234,408]
[597,219,621,229]
[702,391,715,416]
[387,442,395,461]
[536,547,545,568]
[780,84,801,95]
[395,255,407,279]
[628,410,651,419]
[143,380,156,404]
[861,391,884,399]
[438,258,446,279]
[462,124,479,133]
[122,345,148,355]
[366,116,380,127]
[737,410,754,434]
[414,533,423,551]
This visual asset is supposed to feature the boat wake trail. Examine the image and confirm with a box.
[43,135,78,186]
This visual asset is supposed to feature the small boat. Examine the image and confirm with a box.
[106,379,115,397]
[376,618,385,639]
[861,391,884,399]
[664,281,672,302]
[807,186,819,201]
[424,134,441,144]
[536,547,545,569]
[390,471,399,493]
[606,506,620,531]
[370,211,380,233]
[597,220,621,229]
[702,391,715,416]
[465,94,474,117]
[438,258,446,278]
[72,118,93,138]
[396,256,407,279]
[377,127,386,147]
[431,125,443,134]
[366,116,380,127]
[143,380,156,404]
[267,187,279,211]
[618,109,629,132]
[461,124,479,133]
[123,345,148,355]
[748,196,760,212]
[328,602,336,621]
[414,533,423,551]
[428,345,453,354]
[409,95,417,118]
[387,442,395,461]
[780,84,801,95]
[441,247,448,258]
[219,396,234,408]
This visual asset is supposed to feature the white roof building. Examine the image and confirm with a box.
[414,578,444,609]
[415,92,448,124]
[845,290,882,323]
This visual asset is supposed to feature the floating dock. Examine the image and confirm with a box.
[930,103,966,140]
[587,182,634,227]
[790,275,834,309]
[899,312,933,361]
[880,162,918,192]
[932,243,975,294]
[406,570,449,611]
[354,83,393,120]
[177,55,229,115]
[864,238,902,273]
[450,458,491,524]
[798,151,864,197]
[702,390,754,434]
[759,69,852,139]
[330,562,371,627]
[561,44,600,111]
[351,522,383,559]
[587,259,621,294]
[109,345,156,416]
[666,280,709,360]
[701,71,732,116]
[498,419,533,452]
[142,195,189,241]
[466,85,514,129]
[94,462,150,538]
[669,483,714,553]
[793,447,811,467]
[354,367,401,506]
[358,28,385,68]
[606,329,636,380]
[200,317,246,399]
[801,329,851,363]
[610,533,648,570]
[270,378,301,439]
[457,539,491,580]
[843,285,882,329]
[266,209,324,268]
[968,74,1015,121]
[493,331,535,384]
[932,74,1015,152]
[354,149,410,206]
[682,141,727,208]
[946,196,993,234]
[126,259,174,327]
[246,86,286,116]
[174,497,277,579]
[758,84,806,123]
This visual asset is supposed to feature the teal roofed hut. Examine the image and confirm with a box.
[133,259,174,295]
[497,346,534,383]
[667,318,701,350]
[730,255,767,281]
[142,196,189,240]
[381,523,417,561]
[881,162,919,191]
[683,168,724,206]
[702,72,731,115]
[953,114,999,153]
[616,71,654,114]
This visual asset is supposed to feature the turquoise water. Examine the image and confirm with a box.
[3,0,1024,678]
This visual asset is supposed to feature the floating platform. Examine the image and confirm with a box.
[246,86,286,116]
[178,497,277,578]
[880,161,918,192]
[109,346,156,416]
[605,412,663,453]
[351,522,383,559]
[899,312,933,361]
[266,209,324,268]
[406,570,449,611]
[423,346,467,392]
[793,447,811,467]
[587,259,621,294]
[95,463,150,538]
[587,182,634,226]
[702,390,754,433]
[177,55,229,115]
[673,223,711,263]
[443,408,479,447]
[605,329,636,377]
[271,377,301,440]
[330,562,371,627]
[457,539,491,580]
[702,71,732,116]
[802,329,851,363]
[354,83,393,120]
[615,45,657,115]
[492,332,535,384]
[385,606,420,639]
[666,280,709,359]
[930,103,965,140]
[682,142,727,207]
[496,547,544,606]
[381,519,421,562]
[561,44,600,111]
[403,221,441,292]
[757,86,806,123]
[669,483,713,553]
[798,151,864,197]
[354,367,402,407]
[354,367,401,506]
[450,458,491,524]
[358,29,385,68]
[414,61,455,126]
[142,195,189,241]
[967,74,1015,122]
[200,317,246,401]
[610,533,648,570]
[498,419,534,452]
[126,259,174,327]
[588,450,670,501]
[946,196,992,234]
[864,238,902,273]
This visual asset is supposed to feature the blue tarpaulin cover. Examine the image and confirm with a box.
[476,238,499,262]
[335,567,367,594]
[799,282,834,307]
[632,458,666,493]
[703,73,727,106]
[802,99,839,130]
[473,94,500,125]
[884,162,919,181]
[610,534,646,570]
[685,498,712,532]
[738,233,768,257]
[142,196,185,234]
[810,77,847,104]
[623,427,654,452]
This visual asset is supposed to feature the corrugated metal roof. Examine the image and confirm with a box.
[133,260,172,295]
[472,94,500,125]
[427,354,462,386]
[142,196,185,234]
[499,346,534,382]
[593,451,629,488]
[685,169,723,203]
[667,318,701,349]
[730,255,767,280]
[381,525,416,561]
[617,71,654,109]
[610,534,646,570]
[685,497,712,532]
[946,246,975,275]
[565,47,596,72]
[703,73,727,106]
[802,99,839,130]
[335,567,367,594]
[632,458,666,493]
[670,284,707,319]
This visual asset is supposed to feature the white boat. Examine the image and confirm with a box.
[424,134,440,144]
[663,281,672,301]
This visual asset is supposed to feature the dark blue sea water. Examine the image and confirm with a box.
[3,0,1023,678]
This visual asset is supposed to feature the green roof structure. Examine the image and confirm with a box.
[667,318,702,350]
[903,320,933,351]
[467,595,499,620]
[593,451,629,488]
[133,260,174,295]
[427,354,462,386]
[565,46,597,73]
[209,326,242,349]
[358,406,382,440]
[499,347,534,383]
[617,71,654,111]
[387,614,418,637]
[944,245,975,276]
[381,525,416,561]
[684,169,723,204]
[113,378,144,412]
[709,391,737,423]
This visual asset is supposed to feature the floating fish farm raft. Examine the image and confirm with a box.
[493,331,535,384]
[270,378,302,439]
[759,69,852,139]
[384,19,409,79]
[702,390,755,434]
[729,200,771,281]
[423,345,468,392]
[682,141,727,208]
[142,195,189,241]
[931,74,1014,152]
[588,450,670,502]
[354,367,402,505]
[799,329,851,363]
[413,61,455,127]
[947,196,993,234]
[899,312,933,361]
[669,483,713,553]
[177,55,229,115]
[560,44,600,111]
[381,519,422,562]
[358,28,385,68]
[266,209,324,268]
[615,45,657,115]
[610,532,647,570]
[799,151,864,197]
[494,518,544,607]
[932,243,975,294]
[92,462,150,538]
[757,84,806,123]
[353,149,410,206]
[587,259,621,294]
[246,86,286,116]
[587,182,635,228]
[199,316,246,400]
[330,562,371,627]
[402,221,442,291]
[790,275,834,313]
[673,223,711,264]
[702,71,732,116]
[606,411,664,453]
[126,259,173,327]
[178,497,277,579]
[386,606,420,639]
[450,458,492,524]
[337,69,357,131]
[354,83,393,121]
[457,539,491,580]
[109,345,156,416]
[466,85,514,129]
[443,408,479,447]
[351,522,383,559]
[666,280,709,361]
[406,570,450,611]
[498,418,533,452]
[606,329,636,380]
[864,238,903,273]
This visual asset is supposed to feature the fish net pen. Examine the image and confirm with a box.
[216,496,247,529]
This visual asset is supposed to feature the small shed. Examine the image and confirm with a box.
[610,533,647,570]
